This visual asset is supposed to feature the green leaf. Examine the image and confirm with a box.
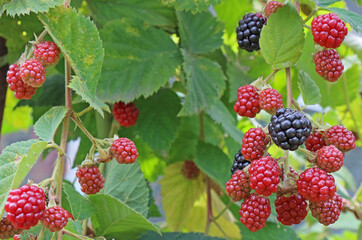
[2,0,62,16]
[214,0,253,36]
[0,13,43,63]
[206,100,242,143]
[316,0,341,7]
[239,222,299,240]
[176,10,223,54]
[0,140,47,214]
[260,2,305,69]
[87,0,176,28]
[140,232,227,240]
[163,0,222,13]
[101,160,149,217]
[327,7,362,33]
[38,7,104,93]
[194,141,231,187]
[89,194,160,239]
[160,162,205,230]
[167,116,199,164]
[97,19,182,103]
[297,71,321,105]
[68,76,110,117]
[62,182,97,220]
[64,219,83,240]
[178,51,226,116]
[33,106,67,142]
[136,89,181,154]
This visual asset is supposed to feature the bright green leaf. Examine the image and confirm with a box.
[260,2,305,69]
[33,106,67,142]
[160,162,205,230]
[297,71,321,105]
[206,100,242,143]
[137,89,181,154]
[167,116,199,164]
[101,160,149,217]
[316,0,341,6]
[0,140,47,214]
[140,231,227,240]
[163,0,222,13]
[62,182,97,220]
[89,194,160,239]
[194,141,231,187]
[87,0,176,28]
[2,0,62,16]
[178,50,226,116]
[69,76,110,117]
[327,7,362,33]
[38,7,104,93]
[97,19,182,103]
[176,10,223,54]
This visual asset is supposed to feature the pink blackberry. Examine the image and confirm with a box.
[296,167,336,202]
[265,1,283,18]
[239,193,271,232]
[19,59,46,88]
[110,138,139,164]
[6,64,37,100]
[311,13,348,48]
[234,85,261,118]
[248,156,281,196]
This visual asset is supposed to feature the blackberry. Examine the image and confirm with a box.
[268,108,312,151]
[231,150,250,174]
[0,217,22,239]
[236,13,266,52]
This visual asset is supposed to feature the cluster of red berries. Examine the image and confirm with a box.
[311,13,347,82]
[75,137,139,195]
[225,122,355,231]
[6,41,60,100]
[234,85,283,118]
[2,184,73,238]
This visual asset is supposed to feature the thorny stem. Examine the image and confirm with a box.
[286,68,292,108]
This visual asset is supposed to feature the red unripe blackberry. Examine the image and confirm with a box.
[241,128,270,161]
[0,217,22,239]
[275,194,308,225]
[110,138,139,164]
[4,185,46,230]
[248,156,281,196]
[305,130,326,153]
[297,167,336,202]
[259,88,283,114]
[19,59,46,88]
[6,64,37,100]
[112,101,139,127]
[34,41,60,67]
[76,166,105,195]
[226,170,251,202]
[239,193,271,232]
[311,13,348,49]
[325,125,355,152]
[310,193,344,225]
[265,1,283,18]
[42,206,73,232]
[181,160,200,180]
[316,145,344,173]
[234,85,261,118]
[314,49,344,82]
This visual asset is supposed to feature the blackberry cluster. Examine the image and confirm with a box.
[268,108,312,151]
[231,150,250,174]
[236,13,266,52]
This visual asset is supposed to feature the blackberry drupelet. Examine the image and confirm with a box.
[236,13,266,52]
[231,150,250,174]
[268,108,312,151]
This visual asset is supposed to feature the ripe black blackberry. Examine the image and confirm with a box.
[268,108,312,151]
[236,13,266,52]
[231,150,250,174]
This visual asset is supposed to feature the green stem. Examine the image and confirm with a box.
[73,106,93,118]
[263,69,280,84]
[286,68,292,108]
[62,229,93,240]
[303,9,317,23]
[38,177,53,188]
[45,143,63,155]
[71,116,98,146]
[213,201,233,221]
[297,147,316,160]
[38,225,46,240]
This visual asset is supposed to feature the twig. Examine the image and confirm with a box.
[286,68,292,108]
